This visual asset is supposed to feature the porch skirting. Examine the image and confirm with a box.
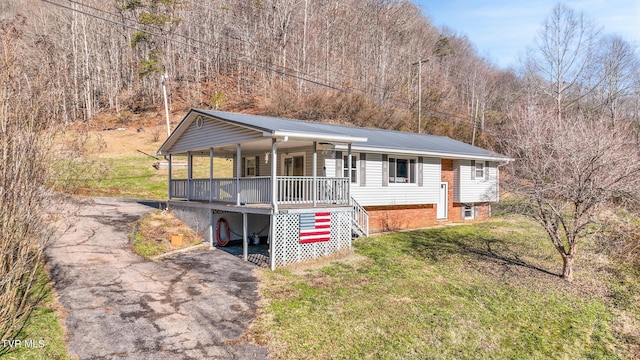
[169,201,353,270]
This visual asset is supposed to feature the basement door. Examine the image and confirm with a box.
[437,182,448,219]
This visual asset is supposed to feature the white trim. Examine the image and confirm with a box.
[243,156,257,177]
[463,204,475,220]
[270,130,367,143]
[387,156,418,184]
[334,144,512,162]
[342,153,359,185]
[437,182,448,219]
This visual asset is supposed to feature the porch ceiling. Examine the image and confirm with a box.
[171,137,322,157]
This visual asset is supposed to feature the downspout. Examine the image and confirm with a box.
[312,141,317,206]
[236,144,241,206]
[271,138,278,213]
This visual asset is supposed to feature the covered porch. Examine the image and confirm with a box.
[163,128,362,210]
[157,110,370,269]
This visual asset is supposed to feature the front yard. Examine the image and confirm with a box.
[250,218,639,359]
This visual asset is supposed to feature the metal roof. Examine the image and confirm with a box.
[190,109,509,161]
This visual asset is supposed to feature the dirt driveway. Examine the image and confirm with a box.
[46,197,267,359]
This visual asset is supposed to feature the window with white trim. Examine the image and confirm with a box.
[463,204,474,219]
[476,162,484,178]
[388,157,416,183]
[471,160,487,180]
[243,156,257,177]
[343,154,357,183]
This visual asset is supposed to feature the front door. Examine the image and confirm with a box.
[437,182,448,219]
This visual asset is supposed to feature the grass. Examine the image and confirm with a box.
[66,127,233,199]
[252,218,639,359]
[130,209,205,259]
[2,267,69,360]
[79,156,169,200]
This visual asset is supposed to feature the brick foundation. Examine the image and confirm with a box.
[364,158,491,233]
[366,205,437,232]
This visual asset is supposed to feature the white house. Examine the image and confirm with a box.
[157,109,510,269]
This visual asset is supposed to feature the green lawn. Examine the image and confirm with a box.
[73,155,233,200]
[253,218,639,359]
[2,268,69,360]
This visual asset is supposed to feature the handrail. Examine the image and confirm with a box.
[170,176,350,205]
[350,196,369,237]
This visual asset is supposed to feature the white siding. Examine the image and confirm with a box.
[350,154,441,206]
[169,117,262,154]
[455,160,499,202]
[233,146,333,177]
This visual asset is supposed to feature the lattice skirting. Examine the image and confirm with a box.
[272,210,352,268]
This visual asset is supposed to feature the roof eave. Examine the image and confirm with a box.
[270,130,367,144]
[335,144,511,161]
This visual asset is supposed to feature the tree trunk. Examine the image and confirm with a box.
[561,254,574,281]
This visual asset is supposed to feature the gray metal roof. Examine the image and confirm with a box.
[190,109,509,160]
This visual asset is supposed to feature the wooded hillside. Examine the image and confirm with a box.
[4,0,640,148]
[6,0,522,146]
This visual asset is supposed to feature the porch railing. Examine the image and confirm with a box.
[276,176,349,205]
[170,176,349,205]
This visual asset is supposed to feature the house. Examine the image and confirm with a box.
[156,109,510,269]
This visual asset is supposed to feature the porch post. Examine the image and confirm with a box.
[242,212,248,261]
[236,144,241,206]
[269,214,276,270]
[168,154,172,200]
[187,151,192,200]
[209,147,214,202]
[312,141,317,206]
[271,139,278,212]
[347,143,352,200]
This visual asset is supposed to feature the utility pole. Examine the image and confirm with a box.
[412,59,429,134]
[161,72,171,137]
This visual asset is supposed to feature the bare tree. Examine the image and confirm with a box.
[0,16,67,348]
[524,4,601,120]
[500,106,640,281]
[594,35,640,126]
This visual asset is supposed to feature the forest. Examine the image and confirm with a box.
[5,0,531,146]
[5,0,639,144]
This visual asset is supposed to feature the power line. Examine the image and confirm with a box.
[42,0,352,93]
[40,0,474,126]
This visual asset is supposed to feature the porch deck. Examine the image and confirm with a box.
[167,198,352,215]
[170,176,350,209]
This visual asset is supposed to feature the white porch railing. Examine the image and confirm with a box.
[170,177,349,205]
[276,176,349,205]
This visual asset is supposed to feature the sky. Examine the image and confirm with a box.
[415,0,640,69]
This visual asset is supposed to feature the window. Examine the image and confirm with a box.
[283,154,304,176]
[463,204,474,220]
[389,157,416,183]
[244,156,257,177]
[471,160,486,180]
[343,155,357,183]
[475,161,484,178]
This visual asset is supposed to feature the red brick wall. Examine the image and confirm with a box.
[366,205,437,232]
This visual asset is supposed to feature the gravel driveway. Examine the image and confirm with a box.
[46,197,268,359]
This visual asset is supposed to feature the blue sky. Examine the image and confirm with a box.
[415,0,640,69]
